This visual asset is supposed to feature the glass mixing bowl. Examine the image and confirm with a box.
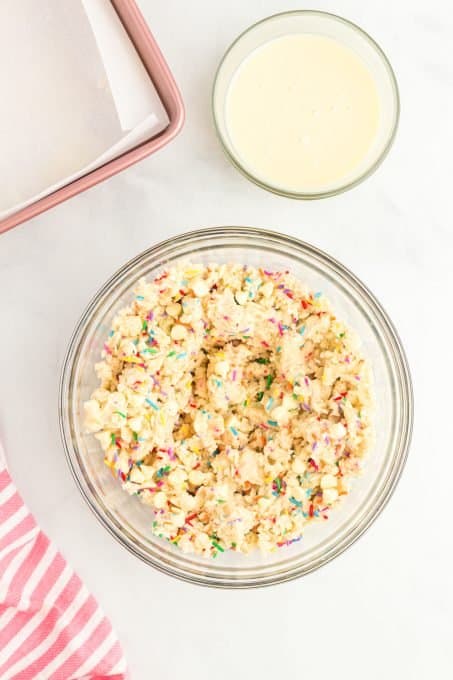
[59,227,413,587]
[212,10,400,199]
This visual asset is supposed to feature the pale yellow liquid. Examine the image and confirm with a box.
[226,34,381,193]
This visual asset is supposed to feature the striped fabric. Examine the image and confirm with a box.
[0,444,127,679]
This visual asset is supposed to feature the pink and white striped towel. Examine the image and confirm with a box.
[0,444,127,679]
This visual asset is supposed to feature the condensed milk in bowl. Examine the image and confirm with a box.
[213,10,399,198]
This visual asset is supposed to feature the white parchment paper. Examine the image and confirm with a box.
[0,0,169,219]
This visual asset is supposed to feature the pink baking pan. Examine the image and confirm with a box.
[0,0,184,236]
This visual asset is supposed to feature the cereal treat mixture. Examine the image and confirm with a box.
[84,263,373,557]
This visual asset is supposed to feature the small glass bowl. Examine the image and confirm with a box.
[212,11,400,199]
[59,227,413,587]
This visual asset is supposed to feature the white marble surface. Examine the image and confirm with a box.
[0,0,452,677]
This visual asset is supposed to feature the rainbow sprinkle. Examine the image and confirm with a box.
[145,398,159,411]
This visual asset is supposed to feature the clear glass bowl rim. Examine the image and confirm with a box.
[212,9,400,200]
[59,226,413,588]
